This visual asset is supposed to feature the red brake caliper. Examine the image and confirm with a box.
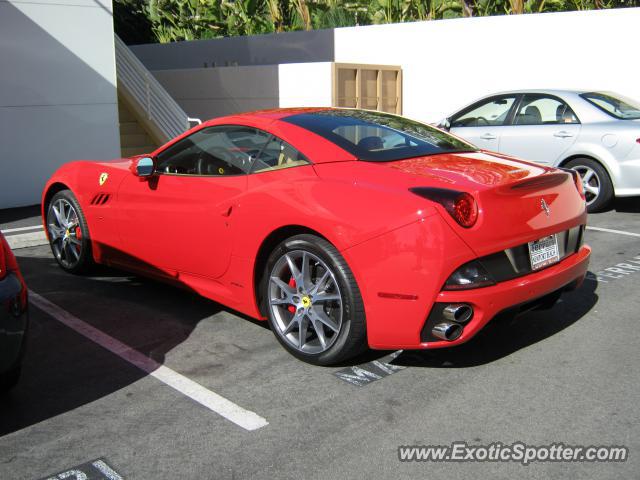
[74,226,82,253]
[287,277,296,313]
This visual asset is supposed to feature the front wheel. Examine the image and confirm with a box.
[46,190,94,273]
[262,234,367,365]
[565,158,614,213]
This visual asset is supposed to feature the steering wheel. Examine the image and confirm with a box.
[475,116,490,126]
[196,148,248,175]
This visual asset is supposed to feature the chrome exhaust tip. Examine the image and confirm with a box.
[432,322,463,342]
[443,303,473,324]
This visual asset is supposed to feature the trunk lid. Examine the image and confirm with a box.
[386,151,587,256]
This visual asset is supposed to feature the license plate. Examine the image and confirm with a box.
[528,235,560,271]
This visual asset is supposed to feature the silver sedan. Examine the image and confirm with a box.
[440,90,640,212]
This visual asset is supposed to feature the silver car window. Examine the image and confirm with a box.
[514,95,579,126]
[580,92,640,120]
[451,96,516,127]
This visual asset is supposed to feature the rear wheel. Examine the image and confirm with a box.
[263,234,366,365]
[46,190,94,273]
[566,158,613,213]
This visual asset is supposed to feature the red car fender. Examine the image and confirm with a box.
[341,213,476,348]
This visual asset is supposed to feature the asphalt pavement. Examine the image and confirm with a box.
[0,203,638,479]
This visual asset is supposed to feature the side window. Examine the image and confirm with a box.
[451,96,516,127]
[156,126,270,176]
[514,95,579,126]
[251,136,310,173]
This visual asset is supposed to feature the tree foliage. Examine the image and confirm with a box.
[113,0,640,44]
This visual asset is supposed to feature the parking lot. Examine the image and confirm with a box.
[1,201,639,479]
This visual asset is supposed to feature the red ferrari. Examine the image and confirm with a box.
[42,108,590,365]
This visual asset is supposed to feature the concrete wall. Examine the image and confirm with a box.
[0,0,120,208]
[131,29,334,70]
[150,62,334,121]
[151,65,280,121]
[136,8,639,129]
[334,8,640,124]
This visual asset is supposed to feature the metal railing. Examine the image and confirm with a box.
[115,35,200,142]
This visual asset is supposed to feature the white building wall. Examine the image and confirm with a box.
[0,0,120,208]
[334,8,640,124]
[278,63,333,108]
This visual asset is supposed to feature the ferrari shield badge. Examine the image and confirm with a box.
[99,173,109,186]
[540,198,551,217]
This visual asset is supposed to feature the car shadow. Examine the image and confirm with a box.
[0,251,267,436]
[390,274,598,368]
[0,204,41,227]
[609,197,640,214]
[0,248,599,434]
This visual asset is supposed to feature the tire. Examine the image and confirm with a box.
[565,158,614,213]
[46,190,94,273]
[262,234,367,365]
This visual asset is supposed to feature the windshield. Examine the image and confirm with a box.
[580,92,640,120]
[283,109,477,162]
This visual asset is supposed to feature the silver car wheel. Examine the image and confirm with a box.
[573,165,600,206]
[47,198,82,269]
[268,250,343,354]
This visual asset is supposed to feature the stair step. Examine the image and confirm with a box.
[121,146,156,157]
[119,121,145,135]
[120,133,151,148]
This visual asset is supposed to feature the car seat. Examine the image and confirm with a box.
[357,136,384,151]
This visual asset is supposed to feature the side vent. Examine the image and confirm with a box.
[90,193,111,206]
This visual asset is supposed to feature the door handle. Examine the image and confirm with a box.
[554,131,574,138]
[480,133,497,140]
[220,205,233,217]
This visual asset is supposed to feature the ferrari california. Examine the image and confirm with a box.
[42,108,591,365]
[0,232,28,392]
[439,90,640,212]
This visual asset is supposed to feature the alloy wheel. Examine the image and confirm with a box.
[573,165,600,206]
[47,198,83,269]
[268,250,343,354]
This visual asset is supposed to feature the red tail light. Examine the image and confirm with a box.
[410,188,479,228]
[452,192,478,227]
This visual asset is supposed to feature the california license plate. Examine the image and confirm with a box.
[528,235,560,271]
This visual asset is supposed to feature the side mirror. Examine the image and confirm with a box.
[438,118,451,131]
[134,157,155,177]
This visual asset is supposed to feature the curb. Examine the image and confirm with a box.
[4,230,48,249]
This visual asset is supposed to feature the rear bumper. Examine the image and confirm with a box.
[420,245,590,349]
[345,208,591,350]
[0,272,28,374]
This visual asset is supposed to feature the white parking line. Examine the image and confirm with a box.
[29,290,269,431]
[586,226,640,238]
[1,225,43,234]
